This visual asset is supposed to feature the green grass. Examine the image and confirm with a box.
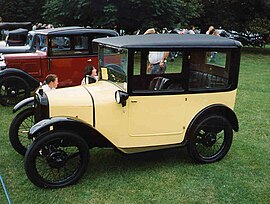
[0,47,270,204]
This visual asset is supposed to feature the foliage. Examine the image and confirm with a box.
[197,0,270,34]
[0,0,269,35]
[42,0,202,33]
[0,0,45,23]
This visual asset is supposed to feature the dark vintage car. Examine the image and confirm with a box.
[0,31,36,54]
[5,28,29,46]
[12,34,242,188]
[0,27,119,106]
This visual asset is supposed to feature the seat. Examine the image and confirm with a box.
[148,77,170,90]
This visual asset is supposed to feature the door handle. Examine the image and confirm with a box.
[48,59,51,71]
[131,100,137,103]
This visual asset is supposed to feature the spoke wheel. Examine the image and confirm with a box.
[0,76,30,106]
[9,107,35,155]
[24,131,89,188]
[187,115,233,163]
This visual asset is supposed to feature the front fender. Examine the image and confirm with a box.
[0,68,39,91]
[13,96,34,113]
[29,116,112,148]
[29,117,89,138]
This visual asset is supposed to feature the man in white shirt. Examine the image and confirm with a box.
[37,74,58,93]
[147,51,169,74]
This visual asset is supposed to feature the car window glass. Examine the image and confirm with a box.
[74,36,88,53]
[133,51,141,75]
[34,34,47,52]
[132,50,184,92]
[188,51,230,90]
[99,46,128,91]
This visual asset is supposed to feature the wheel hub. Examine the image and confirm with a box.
[202,133,217,147]
[47,150,67,169]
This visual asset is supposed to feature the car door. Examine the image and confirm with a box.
[128,50,187,144]
[128,94,187,138]
[47,35,91,87]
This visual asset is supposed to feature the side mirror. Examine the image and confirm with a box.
[115,90,129,107]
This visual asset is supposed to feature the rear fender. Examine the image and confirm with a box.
[29,117,111,148]
[13,97,34,113]
[185,104,239,141]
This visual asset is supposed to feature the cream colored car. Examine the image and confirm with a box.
[24,34,242,188]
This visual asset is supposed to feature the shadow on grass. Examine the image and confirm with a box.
[242,46,270,55]
[86,146,195,179]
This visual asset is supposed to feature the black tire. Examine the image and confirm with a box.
[0,76,30,106]
[9,107,35,156]
[24,130,89,188]
[187,115,233,163]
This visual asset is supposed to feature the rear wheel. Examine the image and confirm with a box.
[0,76,30,106]
[9,107,35,156]
[24,130,89,188]
[187,115,233,163]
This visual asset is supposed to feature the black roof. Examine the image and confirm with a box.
[35,27,119,36]
[0,22,32,30]
[7,28,28,35]
[93,34,242,49]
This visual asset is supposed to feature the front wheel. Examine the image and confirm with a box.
[0,76,30,106]
[187,115,233,163]
[9,107,35,156]
[24,130,89,188]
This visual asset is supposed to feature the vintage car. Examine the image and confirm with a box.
[0,30,36,54]
[0,27,118,106]
[20,34,241,188]
[0,22,32,40]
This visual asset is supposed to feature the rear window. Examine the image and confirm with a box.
[188,51,230,90]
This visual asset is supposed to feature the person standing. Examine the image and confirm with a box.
[187,25,196,34]
[206,26,215,35]
[144,28,169,74]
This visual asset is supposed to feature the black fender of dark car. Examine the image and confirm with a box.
[0,68,40,91]
[29,117,112,148]
[12,96,34,113]
[184,104,239,142]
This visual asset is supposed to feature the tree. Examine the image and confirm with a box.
[197,0,270,34]
[0,0,45,23]
[42,0,202,33]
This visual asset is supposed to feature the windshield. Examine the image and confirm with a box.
[26,32,34,47]
[98,46,128,91]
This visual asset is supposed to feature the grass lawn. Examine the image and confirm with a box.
[0,46,269,204]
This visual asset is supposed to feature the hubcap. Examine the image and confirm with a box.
[202,133,217,147]
[47,150,67,169]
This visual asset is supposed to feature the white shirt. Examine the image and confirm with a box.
[148,51,165,64]
[36,84,55,93]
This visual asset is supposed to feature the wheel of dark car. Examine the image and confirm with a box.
[9,107,35,156]
[24,130,89,188]
[0,76,30,106]
[187,115,233,163]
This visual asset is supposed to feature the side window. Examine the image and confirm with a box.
[132,50,184,92]
[74,36,89,54]
[189,51,230,90]
[34,34,47,52]
[50,36,71,56]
